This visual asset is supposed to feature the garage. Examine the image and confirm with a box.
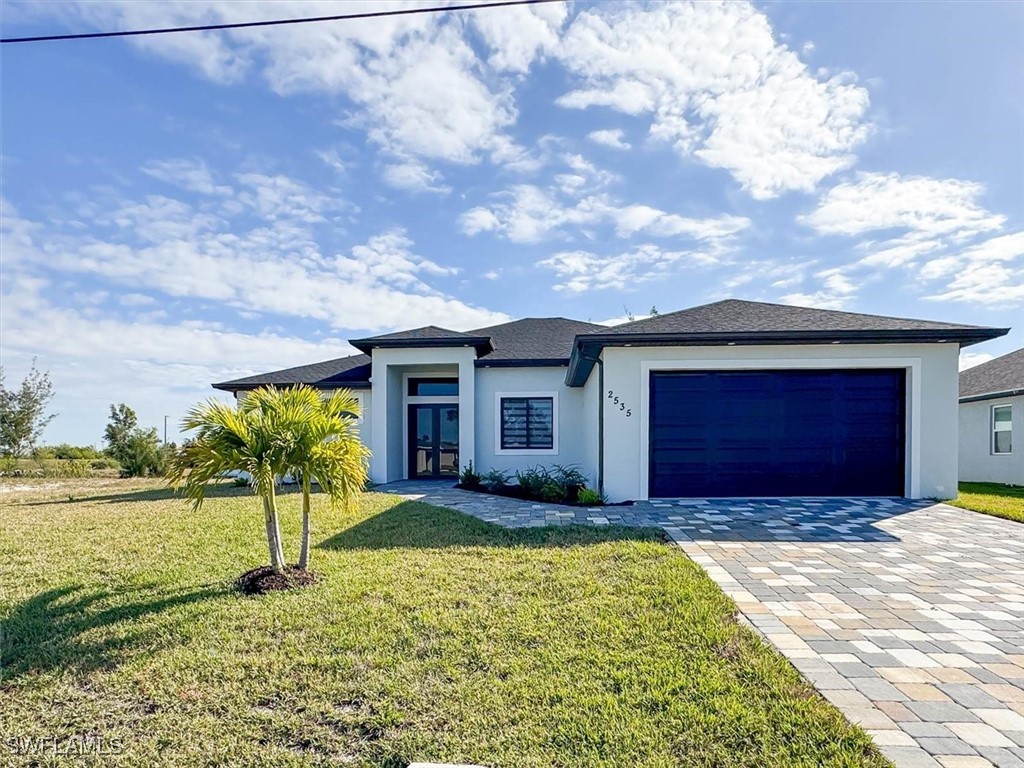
[649,369,907,498]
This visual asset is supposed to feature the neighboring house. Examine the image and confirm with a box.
[958,348,1024,486]
[214,300,1008,502]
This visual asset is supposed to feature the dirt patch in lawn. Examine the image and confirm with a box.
[237,565,319,595]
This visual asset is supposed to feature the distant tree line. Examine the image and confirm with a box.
[0,361,171,477]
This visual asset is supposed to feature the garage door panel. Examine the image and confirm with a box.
[649,369,906,497]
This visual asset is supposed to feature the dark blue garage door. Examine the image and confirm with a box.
[649,370,906,497]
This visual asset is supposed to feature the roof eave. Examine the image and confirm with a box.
[475,358,568,368]
[959,388,1024,404]
[211,380,372,393]
[566,327,1010,386]
[350,336,494,355]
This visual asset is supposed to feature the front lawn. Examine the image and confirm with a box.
[951,481,1024,523]
[1,479,888,767]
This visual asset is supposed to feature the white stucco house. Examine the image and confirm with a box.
[214,300,1008,502]
[958,348,1023,486]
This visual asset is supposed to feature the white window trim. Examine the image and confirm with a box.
[494,391,559,456]
[636,357,922,501]
[991,403,1013,455]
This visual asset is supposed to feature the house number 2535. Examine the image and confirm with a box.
[607,390,632,417]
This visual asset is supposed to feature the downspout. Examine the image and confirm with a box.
[577,349,605,494]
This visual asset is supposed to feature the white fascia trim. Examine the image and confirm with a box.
[636,357,922,501]
[494,391,560,456]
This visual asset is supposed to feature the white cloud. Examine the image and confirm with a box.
[234,172,343,223]
[555,2,872,198]
[780,272,859,310]
[25,1,875,199]
[471,1,568,73]
[558,81,655,115]
[459,206,502,236]
[0,274,358,444]
[923,231,1024,307]
[29,1,523,171]
[801,172,1005,239]
[3,176,508,333]
[538,244,718,292]
[587,129,632,150]
[141,158,232,195]
[461,183,749,246]
[381,159,451,194]
[459,150,748,247]
[798,173,1020,307]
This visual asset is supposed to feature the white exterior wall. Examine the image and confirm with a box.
[959,395,1024,485]
[474,367,592,482]
[599,342,961,502]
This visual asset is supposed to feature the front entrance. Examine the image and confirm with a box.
[408,404,459,478]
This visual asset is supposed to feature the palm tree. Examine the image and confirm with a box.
[246,386,370,570]
[169,385,370,575]
[168,394,292,573]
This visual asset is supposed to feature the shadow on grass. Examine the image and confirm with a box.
[320,500,668,551]
[19,481,306,507]
[1,583,229,682]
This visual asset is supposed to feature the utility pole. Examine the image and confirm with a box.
[164,415,168,445]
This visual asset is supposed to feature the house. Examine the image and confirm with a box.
[213,299,1008,502]
[958,348,1023,486]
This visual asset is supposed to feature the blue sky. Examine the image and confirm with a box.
[2,0,1022,446]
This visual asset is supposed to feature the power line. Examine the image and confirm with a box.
[0,0,564,44]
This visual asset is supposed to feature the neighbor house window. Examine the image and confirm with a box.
[408,378,458,396]
[500,397,554,450]
[992,405,1013,454]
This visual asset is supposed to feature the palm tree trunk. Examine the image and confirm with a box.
[298,474,312,570]
[262,487,286,573]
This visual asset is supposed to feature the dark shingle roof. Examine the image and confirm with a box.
[212,302,1010,393]
[212,317,598,391]
[212,354,371,392]
[350,325,493,354]
[596,299,998,336]
[354,325,474,342]
[566,299,1009,386]
[472,317,606,365]
[959,348,1024,401]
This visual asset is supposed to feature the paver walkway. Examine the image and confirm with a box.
[381,481,1024,768]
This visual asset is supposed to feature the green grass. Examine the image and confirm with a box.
[951,482,1024,523]
[1,478,889,768]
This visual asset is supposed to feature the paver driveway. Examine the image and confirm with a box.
[382,482,1024,768]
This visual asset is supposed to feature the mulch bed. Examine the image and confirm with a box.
[237,565,319,595]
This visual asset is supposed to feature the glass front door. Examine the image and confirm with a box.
[409,405,459,478]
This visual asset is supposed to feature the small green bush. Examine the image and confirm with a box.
[481,468,512,490]
[459,461,482,489]
[34,443,105,461]
[540,481,565,503]
[551,464,588,488]
[514,466,549,497]
[118,429,167,477]
[89,457,121,470]
[232,475,250,488]
[577,486,607,506]
[33,459,91,478]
